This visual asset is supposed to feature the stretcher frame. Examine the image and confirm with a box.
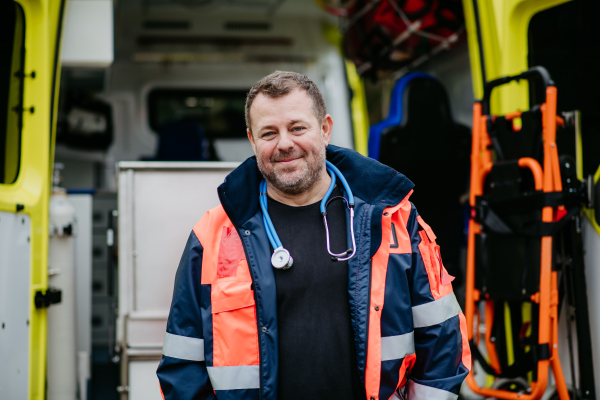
[464,67,569,400]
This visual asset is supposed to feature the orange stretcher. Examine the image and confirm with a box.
[464,67,570,400]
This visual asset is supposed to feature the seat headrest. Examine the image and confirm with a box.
[369,72,442,159]
[400,76,453,127]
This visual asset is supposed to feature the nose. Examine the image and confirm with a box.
[276,130,294,152]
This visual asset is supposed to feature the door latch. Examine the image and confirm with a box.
[34,288,62,309]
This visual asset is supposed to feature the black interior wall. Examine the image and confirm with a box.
[528,0,600,177]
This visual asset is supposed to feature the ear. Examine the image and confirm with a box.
[247,129,256,152]
[321,114,333,146]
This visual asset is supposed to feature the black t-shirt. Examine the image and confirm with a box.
[267,186,363,400]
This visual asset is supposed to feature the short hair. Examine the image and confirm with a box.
[245,71,327,132]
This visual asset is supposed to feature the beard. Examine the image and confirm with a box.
[257,143,326,195]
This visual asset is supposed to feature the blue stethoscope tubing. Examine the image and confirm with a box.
[259,160,357,269]
[260,180,294,269]
[321,161,356,261]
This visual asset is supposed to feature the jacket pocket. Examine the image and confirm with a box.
[211,289,255,313]
[211,280,259,366]
[416,217,454,300]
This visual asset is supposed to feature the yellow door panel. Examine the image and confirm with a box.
[0,0,66,398]
[463,0,571,113]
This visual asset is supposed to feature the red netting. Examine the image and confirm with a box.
[325,0,465,79]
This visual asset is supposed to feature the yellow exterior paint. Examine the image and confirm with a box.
[503,302,515,366]
[573,122,600,236]
[0,0,65,398]
[48,0,64,176]
[575,115,583,181]
[463,0,570,113]
[345,61,370,156]
[583,165,600,237]
[321,22,370,156]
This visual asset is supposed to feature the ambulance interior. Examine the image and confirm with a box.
[35,0,600,398]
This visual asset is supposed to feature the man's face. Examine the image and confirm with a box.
[247,88,332,195]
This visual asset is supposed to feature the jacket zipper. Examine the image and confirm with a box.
[365,258,372,384]
[363,205,373,393]
[240,232,264,400]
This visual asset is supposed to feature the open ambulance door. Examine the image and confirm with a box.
[463,0,600,398]
[0,0,66,399]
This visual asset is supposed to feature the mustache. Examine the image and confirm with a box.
[270,149,307,162]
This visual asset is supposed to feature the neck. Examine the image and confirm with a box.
[266,168,331,207]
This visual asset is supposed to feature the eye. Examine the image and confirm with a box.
[262,131,276,138]
[292,126,305,132]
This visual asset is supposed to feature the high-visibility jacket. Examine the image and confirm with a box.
[157,145,471,400]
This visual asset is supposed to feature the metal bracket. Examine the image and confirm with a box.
[12,106,34,114]
[34,288,62,309]
[14,70,35,79]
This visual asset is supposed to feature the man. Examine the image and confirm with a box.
[157,71,470,400]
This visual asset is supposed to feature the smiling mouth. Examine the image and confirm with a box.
[277,157,300,165]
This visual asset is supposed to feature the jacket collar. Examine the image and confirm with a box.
[217,144,414,229]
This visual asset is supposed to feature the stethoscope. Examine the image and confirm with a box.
[259,160,357,269]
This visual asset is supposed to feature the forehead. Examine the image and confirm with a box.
[250,88,315,128]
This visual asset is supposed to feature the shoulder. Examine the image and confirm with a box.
[192,204,228,244]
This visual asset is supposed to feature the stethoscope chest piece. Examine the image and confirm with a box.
[272,247,293,269]
[259,161,355,271]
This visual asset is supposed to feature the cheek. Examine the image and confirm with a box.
[298,135,323,156]
[255,142,276,162]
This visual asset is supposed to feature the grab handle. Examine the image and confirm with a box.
[482,66,554,114]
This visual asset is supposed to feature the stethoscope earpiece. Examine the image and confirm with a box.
[259,161,357,270]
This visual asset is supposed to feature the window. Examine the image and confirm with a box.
[147,88,248,139]
[0,1,25,184]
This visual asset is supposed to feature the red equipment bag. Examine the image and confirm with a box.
[329,0,464,78]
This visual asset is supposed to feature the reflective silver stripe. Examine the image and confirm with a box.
[206,365,260,391]
[162,332,205,361]
[407,380,458,400]
[381,331,415,362]
[412,293,461,328]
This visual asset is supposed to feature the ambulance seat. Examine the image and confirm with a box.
[370,73,471,284]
